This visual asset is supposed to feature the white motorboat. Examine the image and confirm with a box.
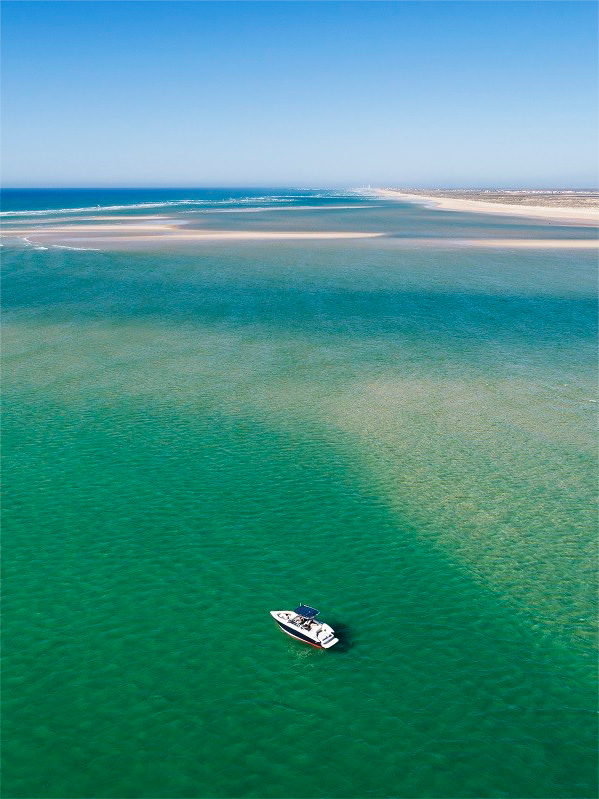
[270,605,339,649]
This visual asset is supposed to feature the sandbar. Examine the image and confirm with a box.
[445,238,598,249]
[0,223,384,248]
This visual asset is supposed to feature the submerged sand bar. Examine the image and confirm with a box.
[444,238,598,249]
[376,189,599,226]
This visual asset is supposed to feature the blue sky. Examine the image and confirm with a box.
[2,1,597,187]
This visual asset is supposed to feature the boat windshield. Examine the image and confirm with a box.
[294,605,319,619]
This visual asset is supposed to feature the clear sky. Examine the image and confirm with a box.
[2,1,597,188]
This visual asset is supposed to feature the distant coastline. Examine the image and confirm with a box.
[2,187,598,250]
[375,188,599,226]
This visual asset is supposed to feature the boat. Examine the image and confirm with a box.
[270,605,339,649]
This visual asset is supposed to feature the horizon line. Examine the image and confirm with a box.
[3,184,599,191]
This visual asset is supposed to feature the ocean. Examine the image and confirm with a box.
[2,188,597,798]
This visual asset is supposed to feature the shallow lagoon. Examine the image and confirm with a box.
[3,191,597,798]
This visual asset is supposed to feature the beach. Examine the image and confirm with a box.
[376,188,599,226]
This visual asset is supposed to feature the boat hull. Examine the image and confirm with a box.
[274,619,325,648]
[270,611,339,649]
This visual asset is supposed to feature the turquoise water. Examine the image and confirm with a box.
[3,190,597,798]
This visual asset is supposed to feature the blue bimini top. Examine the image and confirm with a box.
[294,605,320,619]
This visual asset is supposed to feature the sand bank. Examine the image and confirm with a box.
[376,238,598,249]
[3,232,596,251]
[376,189,599,226]
[0,225,384,248]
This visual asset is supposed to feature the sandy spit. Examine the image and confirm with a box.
[376,189,599,226]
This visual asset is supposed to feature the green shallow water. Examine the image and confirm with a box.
[3,233,598,798]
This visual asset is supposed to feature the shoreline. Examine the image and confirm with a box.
[375,189,599,226]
